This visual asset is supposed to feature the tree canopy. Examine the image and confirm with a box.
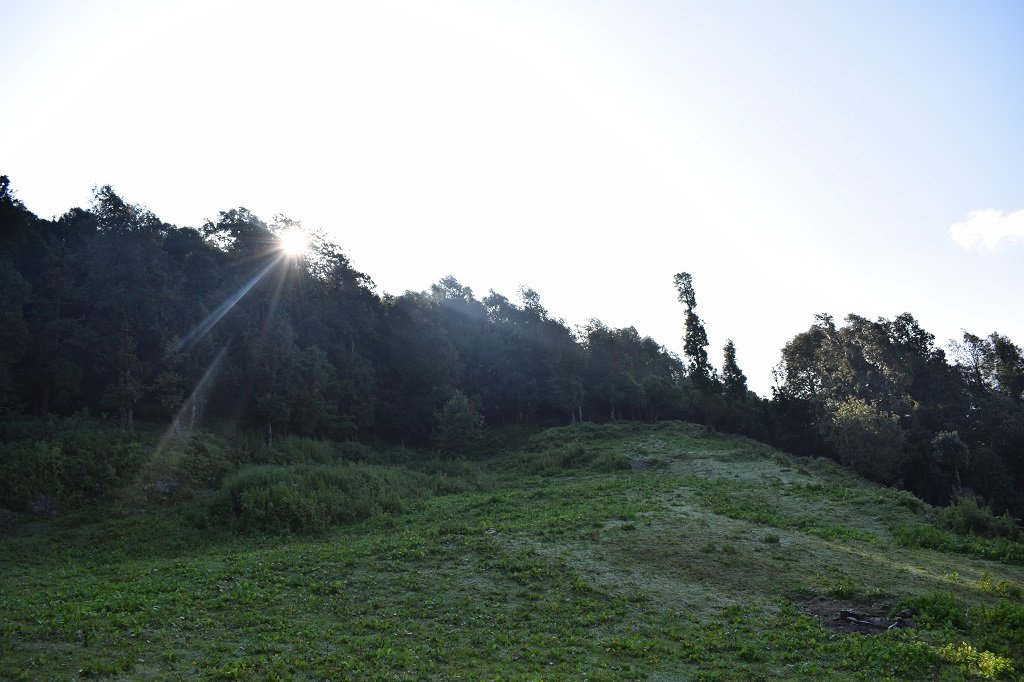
[1,176,1021,520]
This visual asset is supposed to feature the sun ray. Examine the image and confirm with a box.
[173,253,284,353]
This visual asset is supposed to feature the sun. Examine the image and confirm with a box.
[278,227,309,257]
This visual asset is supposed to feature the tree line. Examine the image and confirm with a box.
[1,176,1021,519]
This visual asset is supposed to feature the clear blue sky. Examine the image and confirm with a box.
[3,0,1023,395]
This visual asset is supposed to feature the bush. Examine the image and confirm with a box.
[0,418,144,510]
[507,444,604,476]
[895,523,1024,565]
[526,422,640,453]
[895,523,957,552]
[179,436,232,487]
[940,498,1020,540]
[333,440,374,462]
[593,451,631,472]
[207,463,439,534]
[897,592,967,630]
[968,600,1024,659]
[937,642,1014,679]
[245,436,336,466]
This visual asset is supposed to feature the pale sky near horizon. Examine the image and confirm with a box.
[3,0,1023,396]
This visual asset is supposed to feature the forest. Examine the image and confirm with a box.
[1,175,1022,522]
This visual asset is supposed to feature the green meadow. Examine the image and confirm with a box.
[2,421,1022,680]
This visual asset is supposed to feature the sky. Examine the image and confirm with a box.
[3,0,1023,396]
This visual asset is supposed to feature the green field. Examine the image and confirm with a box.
[2,422,1022,680]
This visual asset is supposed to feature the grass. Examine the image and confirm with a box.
[2,420,1023,680]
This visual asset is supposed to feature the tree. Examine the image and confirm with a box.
[247,317,302,446]
[377,292,461,445]
[113,324,141,433]
[950,331,1024,403]
[434,389,485,458]
[92,185,166,245]
[721,339,748,399]
[0,258,30,411]
[989,333,1024,402]
[202,208,274,256]
[825,397,905,485]
[673,272,716,390]
[931,430,970,493]
[583,321,645,421]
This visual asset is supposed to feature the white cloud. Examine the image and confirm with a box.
[949,208,1024,252]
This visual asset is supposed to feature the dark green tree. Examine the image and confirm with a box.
[673,272,716,390]
[825,397,905,485]
[0,258,30,411]
[721,339,748,399]
[377,291,461,445]
[931,430,970,493]
[434,389,485,458]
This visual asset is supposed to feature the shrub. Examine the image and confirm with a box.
[0,419,144,510]
[333,440,374,462]
[179,436,232,487]
[247,436,336,466]
[937,642,1014,679]
[506,444,604,476]
[968,600,1024,659]
[939,498,1020,540]
[894,523,957,552]
[898,592,967,630]
[894,490,927,513]
[207,463,438,534]
[525,422,637,452]
[593,451,631,472]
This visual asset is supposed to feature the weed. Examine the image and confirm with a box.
[938,642,1015,679]
[827,579,857,600]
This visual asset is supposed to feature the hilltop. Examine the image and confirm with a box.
[1,421,1021,680]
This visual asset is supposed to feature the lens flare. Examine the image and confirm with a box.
[279,228,309,257]
[173,253,284,353]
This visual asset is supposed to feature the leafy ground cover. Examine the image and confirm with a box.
[2,421,1022,680]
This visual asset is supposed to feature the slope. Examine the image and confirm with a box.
[1,422,1022,680]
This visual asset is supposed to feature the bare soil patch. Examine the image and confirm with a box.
[800,596,911,635]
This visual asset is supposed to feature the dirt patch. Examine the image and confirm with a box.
[801,596,911,635]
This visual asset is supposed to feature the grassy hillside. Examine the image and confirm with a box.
[1,422,1022,680]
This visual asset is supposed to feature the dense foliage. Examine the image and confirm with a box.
[771,313,1024,517]
[1,176,1021,521]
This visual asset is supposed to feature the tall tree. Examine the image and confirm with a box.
[721,339,748,399]
[673,272,716,390]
